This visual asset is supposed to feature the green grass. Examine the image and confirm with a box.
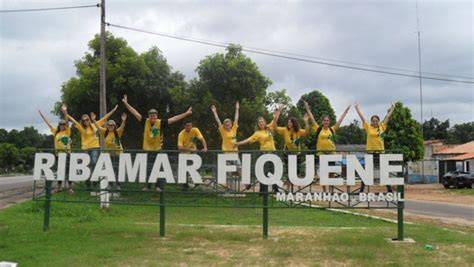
[0,194,473,266]
[445,188,474,196]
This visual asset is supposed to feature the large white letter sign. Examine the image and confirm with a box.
[255,154,283,186]
[288,154,315,186]
[118,153,147,183]
[380,154,404,185]
[56,153,67,181]
[217,154,239,184]
[178,154,203,184]
[320,155,343,185]
[33,153,55,181]
[69,153,91,181]
[148,154,175,183]
[241,154,252,185]
[91,153,115,182]
[346,154,374,186]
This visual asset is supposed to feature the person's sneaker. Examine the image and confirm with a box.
[69,188,74,194]
[245,184,252,190]
[272,184,279,193]
[142,187,150,192]
[116,185,121,191]
[155,186,162,193]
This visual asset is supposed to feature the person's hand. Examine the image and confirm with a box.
[210,105,217,113]
[201,148,208,153]
[112,104,118,111]
[235,101,240,110]
[303,113,309,123]
[61,103,68,113]
[122,95,128,104]
[38,110,43,116]
[233,143,239,148]
[121,112,127,121]
[189,147,197,152]
[391,102,396,109]
[303,101,310,110]
[90,112,97,121]
[186,107,193,115]
[354,101,359,108]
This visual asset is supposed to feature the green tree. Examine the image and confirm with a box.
[422,118,449,140]
[336,120,366,145]
[446,122,474,144]
[168,44,272,150]
[0,143,20,173]
[57,32,186,149]
[19,147,36,172]
[385,102,424,163]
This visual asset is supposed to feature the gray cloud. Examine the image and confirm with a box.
[1,0,472,134]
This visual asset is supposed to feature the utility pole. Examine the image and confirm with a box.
[99,0,109,208]
[416,1,425,181]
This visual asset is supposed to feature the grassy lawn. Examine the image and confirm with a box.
[1,192,473,266]
[444,188,474,196]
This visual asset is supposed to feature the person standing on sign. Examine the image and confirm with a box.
[304,101,351,192]
[63,103,118,191]
[273,106,310,191]
[355,102,396,193]
[92,112,127,190]
[211,101,240,190]
[122,94,192,192]
[177,120,208,190]
[235,105,281,193]
[38,109,73,193]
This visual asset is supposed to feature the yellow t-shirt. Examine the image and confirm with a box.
[143,118,164,151]
[314,125,337,154]
[246,123,276,151]
[178,127,204,150]
[99,127,124,154]
[219,123,238,152]
[364,122,387,152]
[74,119,105,149]
[50,126,71,153]
[276,127,306,151]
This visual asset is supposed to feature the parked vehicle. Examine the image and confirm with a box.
[454,172,474,189]
[441,171,469,189]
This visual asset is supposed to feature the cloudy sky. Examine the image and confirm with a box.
[1,0,472,133]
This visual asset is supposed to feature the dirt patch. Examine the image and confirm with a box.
[404,184,474,206]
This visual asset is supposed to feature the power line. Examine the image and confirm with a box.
[107,23,473,84]
[0,4,99,13]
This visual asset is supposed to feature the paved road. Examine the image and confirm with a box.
[0,175,37,209]
[404,199,473,222]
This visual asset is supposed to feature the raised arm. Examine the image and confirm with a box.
[38,110,54,130]
[303,101,318,127]
[167,107,192,124]
[210,105,222,127]
[90,112,105,131]
[271,103,284,129]
[101,104,118,121]
[234,101,240,125]
[118,113,127,132]
[122,95,142,122]
[354,102,367,124]
[383,102,396,125]
[303,113,310,136]
[334,105,351,130]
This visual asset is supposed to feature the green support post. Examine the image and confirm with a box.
[159,181,165,237]
[43,180,52,231]
[263,189,269,239]
[397,185,404,241]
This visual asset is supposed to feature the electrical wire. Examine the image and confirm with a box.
[0,4,99,13]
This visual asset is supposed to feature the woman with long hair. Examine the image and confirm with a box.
[304,101,351,191]
[235,105,281,193]
[92,112,127,190]
[38,109,73,192]
[274,107,310,191]
[355,102,396,193]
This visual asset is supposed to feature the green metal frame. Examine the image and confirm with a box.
[33,149,406,240]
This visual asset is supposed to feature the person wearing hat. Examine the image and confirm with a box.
[122,94,193,192]
[38,109,73,193]
[92,112,127,190]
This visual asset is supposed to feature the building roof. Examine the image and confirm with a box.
[445,153,474,161]
[424,140,443,145]
[433,141,474,155]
